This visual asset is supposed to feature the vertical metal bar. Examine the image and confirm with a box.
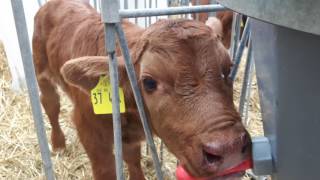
[104,23,124,180]
[230,18,250,81]
[148,0,152,25]
[208,0,216,17]
[181,0,189,18]
[37,0,43,6]
[93,0,97,10]
[115,23,164,180]
[154,0,160,157]
[244,60,254,126]
[124,0,128,9]
[135,0,138,24]
[239,37,252,121]
[230,13,241,59]
[195,0,199,20]
[144,0,147,27]
[101,0,124,179]
[10,1,54,180]
[155,0,158,20]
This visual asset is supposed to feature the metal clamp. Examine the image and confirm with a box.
[252,136,273,176]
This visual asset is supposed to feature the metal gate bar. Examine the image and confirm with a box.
[230,18,250,81]
[119,4,226,18]
[134,0,138,24]
[104,23,125,180]
[239,37,252,122]
[144,0,147,27]
[148,0,152,25]
[93,0,97,10]
[230,13,241,59]
[10,0,55,179]
[243,58,254,126]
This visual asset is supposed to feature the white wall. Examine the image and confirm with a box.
[0,0,39,90]
[0,0,169,91]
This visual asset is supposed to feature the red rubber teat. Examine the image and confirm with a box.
[176,159,253,180]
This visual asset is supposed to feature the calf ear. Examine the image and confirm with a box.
[205,17,223,39]
[61,56,126,93]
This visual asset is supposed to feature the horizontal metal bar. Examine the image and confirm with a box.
[119,4,226,18]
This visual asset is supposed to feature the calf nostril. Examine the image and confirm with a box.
[241,133,251,154]
[241,141,250,154]
[203,150,223,164]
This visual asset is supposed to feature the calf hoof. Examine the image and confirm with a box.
[51,131,66,152]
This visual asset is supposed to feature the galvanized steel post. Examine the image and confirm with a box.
[239,38,252,120]
[105,24,125,180]
[134,0,138,24]
[243,60,254,126]
[101,1,124,180]
[144,0,147,27]
[148,0,152,25]
[93,0,97,10]
[124,0,128,9]
[230,18,250,81]
[11,0,54,179]
[230,13,241,60]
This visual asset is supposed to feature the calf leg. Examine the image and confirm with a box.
[89,147,116,180]
[123,143,145,180]
[38,78,65,151]
[33,31,65,151]
[74,112,116,180]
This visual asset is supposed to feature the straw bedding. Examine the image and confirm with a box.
[0,40,263,179]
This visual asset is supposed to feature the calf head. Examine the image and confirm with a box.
[61,19,251,178]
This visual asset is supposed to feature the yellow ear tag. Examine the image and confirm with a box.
[90,76,126,114]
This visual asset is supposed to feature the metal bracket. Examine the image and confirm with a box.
[101,0,120,23]
[252,136,273,176]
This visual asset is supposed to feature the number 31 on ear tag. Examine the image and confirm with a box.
[90,76,126,114]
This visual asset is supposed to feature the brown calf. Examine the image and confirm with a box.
[33,0,251,179]
[191,0,233,48]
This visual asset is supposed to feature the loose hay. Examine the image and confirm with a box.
[0,40,263,179]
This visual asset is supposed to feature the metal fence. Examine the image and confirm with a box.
[10,0,258,179]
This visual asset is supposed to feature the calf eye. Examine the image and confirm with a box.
[142,77,157,93]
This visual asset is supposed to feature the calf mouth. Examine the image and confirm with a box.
[211,171,245,180]
[176,158,252,180]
